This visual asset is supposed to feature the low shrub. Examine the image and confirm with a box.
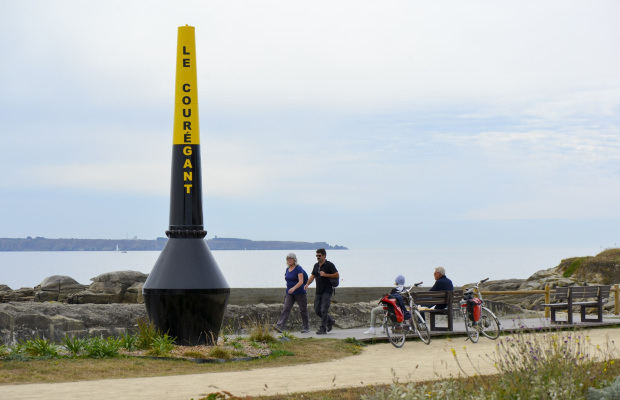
[146,333,176,357]
[83,336,121,359]
[62,335,86,356]
[208,346,232,360]
[119,331,137,352]
[246,319,276,343]
[22,337,60,358]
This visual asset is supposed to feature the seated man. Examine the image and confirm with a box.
[430,266,454,309]
[419,266,454,321]
[363,275,406,335]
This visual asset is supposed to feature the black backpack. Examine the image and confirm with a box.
[317,264,339,287]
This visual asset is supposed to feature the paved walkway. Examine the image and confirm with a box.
[1,316,619,400]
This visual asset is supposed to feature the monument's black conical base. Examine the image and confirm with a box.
[143,238,230,346]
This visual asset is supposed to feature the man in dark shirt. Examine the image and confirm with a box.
[305,248,339,335]
[430,266,454,310]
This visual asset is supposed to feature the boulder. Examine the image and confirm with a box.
[1,287,35,302]
[34,275,87,302]
[125,282,145,304]
[67,271,148,304]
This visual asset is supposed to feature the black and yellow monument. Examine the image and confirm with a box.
[143,25,230,345]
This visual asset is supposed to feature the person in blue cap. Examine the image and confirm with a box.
[364,274,406,335]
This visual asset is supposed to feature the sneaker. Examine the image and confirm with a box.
[273,325,283,333]
[327,319,334,332]
[379,327,385,334]
[363,327,376,335]
[300,328,310,334]
[316,328,327,335]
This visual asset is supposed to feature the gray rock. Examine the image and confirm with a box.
[125,282,145,304]
[1,287,35,302]
[0,300,378,344]
[222,301,377,333]
[67,271,148,304]
[0,302,147,345]
[34,275,87,302]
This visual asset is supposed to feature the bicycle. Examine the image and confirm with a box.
[460,278,501,343]
[381,282,431,348]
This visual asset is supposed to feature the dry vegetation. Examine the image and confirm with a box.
[559,248,620,284]
[0,337,362,385]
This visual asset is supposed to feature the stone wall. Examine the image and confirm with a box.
[1,268,617,344]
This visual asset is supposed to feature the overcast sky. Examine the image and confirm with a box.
[0,0,619,250]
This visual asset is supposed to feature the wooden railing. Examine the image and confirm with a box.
[478,283,620,318]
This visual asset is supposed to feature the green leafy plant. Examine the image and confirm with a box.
[269,349,295,357]
[278,330,296,340]
[0,344,9,358]
[119,331,137,352]
[229,337,244,350]
[146,333,176,356]
[83,336,121,358]
[22,337,60,358]
[343,337,366,346]
[62,335,86,356]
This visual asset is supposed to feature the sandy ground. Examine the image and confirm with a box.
[1,327,618,400]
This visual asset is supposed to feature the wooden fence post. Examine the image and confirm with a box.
[544,284,551,318]
[614,284,619,316]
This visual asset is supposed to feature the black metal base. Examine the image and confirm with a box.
[144,288,230,345]
[143,237,230,346]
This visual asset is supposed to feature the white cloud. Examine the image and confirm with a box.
[1,0,619,246]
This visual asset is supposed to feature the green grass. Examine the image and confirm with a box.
[563,257,586,278]
[0,337,361,385]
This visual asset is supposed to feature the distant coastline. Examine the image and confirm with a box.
[0,237,348,252]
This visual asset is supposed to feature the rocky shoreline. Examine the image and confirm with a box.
[1,248,618,344]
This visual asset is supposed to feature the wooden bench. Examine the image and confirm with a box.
[542,285,610,324]
[408,290,455,331]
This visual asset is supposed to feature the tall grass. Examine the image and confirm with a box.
[245,318,277,343]
[136,317,160,349]
[363,329,618,400]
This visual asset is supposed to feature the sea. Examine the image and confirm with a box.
[0,246,604,290]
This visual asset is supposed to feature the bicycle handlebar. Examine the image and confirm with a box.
[404,282,423,292]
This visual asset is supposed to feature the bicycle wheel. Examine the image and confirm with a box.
[385,315,406,348]
[480,307,500,340]
[463,310,479,343]
[412,310,431,345]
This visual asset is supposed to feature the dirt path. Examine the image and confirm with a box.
[1,328,617,399]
